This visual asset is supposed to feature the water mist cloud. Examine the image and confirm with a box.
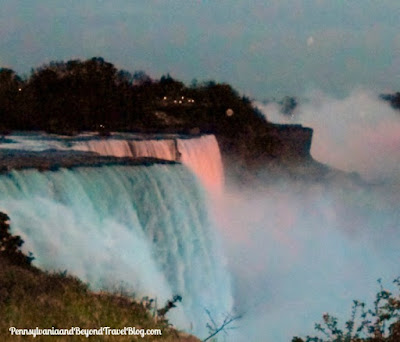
[217,91,400,340]
[217,178,400,342]
[255,90,400,182]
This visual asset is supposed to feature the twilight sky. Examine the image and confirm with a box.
[1,0,400,98]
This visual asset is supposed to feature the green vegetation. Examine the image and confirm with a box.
[0,58,265,135]
[0,211,34,267]
[380,93,400,111]
[293,279,400,342]
[0,212,199,341]
[0,57,312,165]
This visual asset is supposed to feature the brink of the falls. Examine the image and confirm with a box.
[0,133,224,194]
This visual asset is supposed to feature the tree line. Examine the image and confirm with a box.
[0,57,265,135]
[1,57,289,164]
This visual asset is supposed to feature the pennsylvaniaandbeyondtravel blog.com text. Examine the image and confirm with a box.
[9,326,162,338]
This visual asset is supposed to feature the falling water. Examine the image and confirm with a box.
[0,163,232,338]
[0,133,224,193]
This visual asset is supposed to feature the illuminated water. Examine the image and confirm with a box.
[1,131,398,341]
[0,133,224,193]
[0,163,232,338]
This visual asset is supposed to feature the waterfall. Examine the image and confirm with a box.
[0,164,232,337]
[177,136,224,194]
[73,135,224,193]
[1,133,225,193]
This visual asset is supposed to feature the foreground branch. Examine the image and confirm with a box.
[203,309,242,342]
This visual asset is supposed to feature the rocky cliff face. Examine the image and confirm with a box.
[266,123,313,160]
[216,121,313,172]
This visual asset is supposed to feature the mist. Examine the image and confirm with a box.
[214,90,400,341]
[255,90,400,182]
[0,90,398,341]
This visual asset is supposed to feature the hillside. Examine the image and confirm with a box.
[0,255,200,342]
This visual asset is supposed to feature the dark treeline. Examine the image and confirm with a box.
[0,57,311,164]
[380,92,400,111]
[0,57,264,133]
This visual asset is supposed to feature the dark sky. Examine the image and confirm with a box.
[1,0,400,98]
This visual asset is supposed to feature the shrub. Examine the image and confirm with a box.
[293,278,400,342]
[0,211,34,267]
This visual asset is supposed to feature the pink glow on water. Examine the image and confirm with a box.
[129,140,177,160]
[177,136,224,194]
[72,135,224,194]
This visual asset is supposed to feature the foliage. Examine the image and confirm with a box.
[0,212,198,341]
[0,257,198,341]
[0,212,197,341]
[280,96,298,116]
[0,57,314,164]
[292,278,400,342]
[157,295,183,318]
[0,211,34,267]
[0,57,264,133]
[380,93,400,111]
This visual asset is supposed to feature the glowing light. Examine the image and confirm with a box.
[226,108,234,116]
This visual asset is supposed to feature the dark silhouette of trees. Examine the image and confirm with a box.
[0,57,269,134]
[0,212,34,267]
[380,93,400,111]
[25,57,125,132]
[280,96,298,116]
[0,68,25,131]
[0,56,300,164]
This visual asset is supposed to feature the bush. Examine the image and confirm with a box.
[293,278,400,342]
[0,211,34,267]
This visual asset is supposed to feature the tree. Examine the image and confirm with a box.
[157,295,182,317]
[0,68,24,129]
[280,96,298,116]
[0,212,34,267]
[380,93,400,111]
[132,71,152,86]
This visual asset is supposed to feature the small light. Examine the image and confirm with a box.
[226,108,234,117]
[18,88,22,91]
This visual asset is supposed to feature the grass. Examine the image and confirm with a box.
[0,256,199,341]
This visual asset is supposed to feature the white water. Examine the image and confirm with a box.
[4,128,398,341]
[0,133,224,193]
[0,164,232,338]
